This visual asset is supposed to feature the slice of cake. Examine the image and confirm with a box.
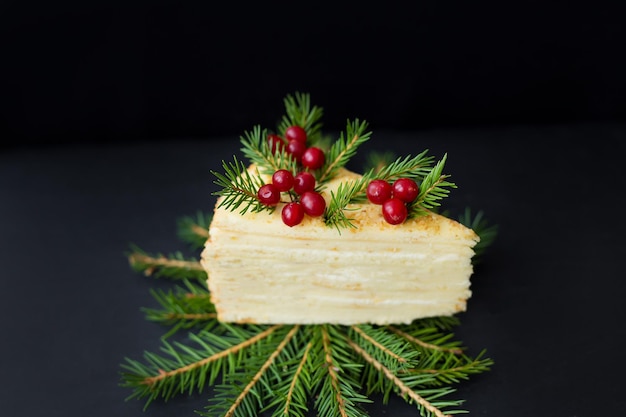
[201,169,479,325]
[200,93,480,325]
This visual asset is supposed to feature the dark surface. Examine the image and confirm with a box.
[2,2,626,149]
[1,122,625,416]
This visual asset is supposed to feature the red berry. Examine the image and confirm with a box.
[284,125,307,144]
[392,178,419,203]
[382,198,408,225]
[257,183,281,206]
[366,179,393,205]
[267,133,286,154]
[293,171,316,194]
[300,191,326,217]
[286,139,306,163]
[272,169,294,192]
[301,147,325,170]
[281,202,305,227]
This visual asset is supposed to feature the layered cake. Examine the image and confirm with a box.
[200,93,479,325]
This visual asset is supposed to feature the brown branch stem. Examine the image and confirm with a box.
[163,313,217,320]
[318,134,360,184]
[191,224,210,238]
[321,326,348,417]
[128,253,204,274]
[142,324,283,385]
[283,341,313,416]
[351,326,407,363]
[346,338,449,417]
[225,325,300,417]
[388,326,463,355]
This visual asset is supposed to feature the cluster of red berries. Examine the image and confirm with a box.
[257,169,326,227]
[257,125,327,227]
[366,178,420,225]
[259,125,420,227]
[267,125,325,170]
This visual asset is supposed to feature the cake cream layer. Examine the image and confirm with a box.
[201,167,479,325]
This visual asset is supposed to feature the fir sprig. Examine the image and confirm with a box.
[264,340,314,417]
[203,325,302,417]
[211,155,270,215]
[372,150,435,182]
[458,207,499,263]
[121,324,282,408]
[277,92,324,144]
[313,325,372,417]
[323,151,450,230]
[408,154,457,218]
[323,176,372,231]
[126,244,206,282]
[142,279,216,338]
[316,119,372,184]
[176,211,212,250]
[239,125,299,176]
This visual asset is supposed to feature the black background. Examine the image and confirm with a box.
[2,2,626,417]
[2,1,625,148]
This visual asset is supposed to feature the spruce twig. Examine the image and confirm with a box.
[316,119,372,184]
[211,156,269,215]
[458,207,499,263]
[409,154,456,218]
[239,125,299,176]
[142,279,216,338]
[277,92,324,144]
[346,338,450,417]
[177,211,212,250]
[127,245,206,282]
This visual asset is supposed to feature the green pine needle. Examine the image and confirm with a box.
[211,155,271,215]
[458,207,499,263]
[239,125,300,177]
[176,211,212,250]
[277,92,324,145]
[409,154,457,218]
[126,244,206,282]
[316,118,372,184]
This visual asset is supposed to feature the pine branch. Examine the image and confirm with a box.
[316,119,372,184]
[142,279,216,338]
[312,325,371,417]
[403,349,494,387]
[126,244,206,282]
[239,125,300,176]
[458,207,499,264]
[350,325,419,370]
[345,337,456,417]
[323,176,371,232]
[277,92,324,144]
[372,150,435,182]
[177,211,212,250]
[121,325,283,408]
[267,341,315,417]
[203,325,298,417]
[362,150,397,174]
[409,154,457,218]
[323,150,446,231]
[211,155,271,215]
[387,325,463,355]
